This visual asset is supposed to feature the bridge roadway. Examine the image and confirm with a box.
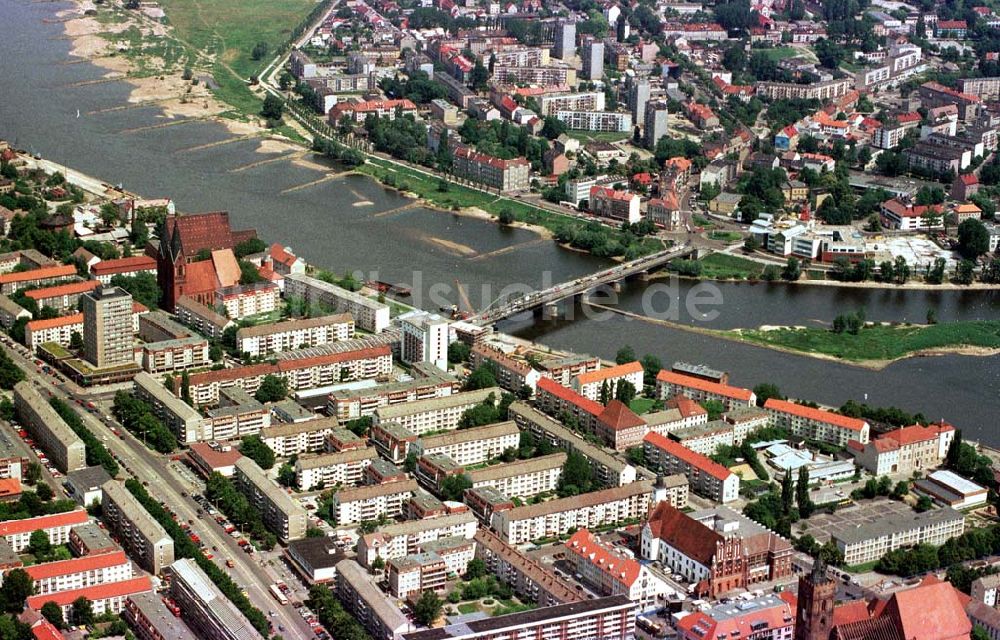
[470,243,697,325]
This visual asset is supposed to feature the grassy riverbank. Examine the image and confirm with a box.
[730,321,1000,362]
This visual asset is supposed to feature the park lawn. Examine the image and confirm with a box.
[698,253,765,280]
[629,397,656,414]
[731,320,1000,362]
[457,603,480,614]
[845,560,880,574]
[708,230,742,242]
[565,130,632,143]
[756,47,798,61]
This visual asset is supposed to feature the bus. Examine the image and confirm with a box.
[269,584,288,605]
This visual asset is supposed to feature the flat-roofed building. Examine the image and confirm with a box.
[168,558,264,640]
[284,274,390,334]
[914,470,988,510]
[388,551,448,599]
[175,295,233,340]
[336,559,412,640]
[124,591,198,640]
[402,595,636,640]
[284,536,346,585]
[538,354,601,386]
[643,431,739,503]
[235,313,354,357]
[202,387,270,441]
[677,592,796,640]
[260,417,338,457]
[356,512,478,568]
[233,457,307,542]
[370,421,418,464]
[13,381,86,473]
[492,480,655,545]
[69,522,116,557]
[295,447,378,490]
[508,402,637,488]
[133,371,204,444]
[373,387,501,435]
[0,508,88,552]
[669,420,734,456]
[411,421,520,466]
[328,374,458,421]
[467,453,566,499]
[764,398,870,446]
[102,480,175,575]
[333,479,420,525]
[833,506,965,566]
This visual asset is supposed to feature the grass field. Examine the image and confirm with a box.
[708,230,741,242]
[629,397,656,414]
[698,253,764,280]
[565,130,632,143]
[732,320,1000,362]
[755,47,799,61]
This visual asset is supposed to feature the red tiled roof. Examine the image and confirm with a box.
[133,302,148,314]
[597,400,646,432]
[656,370,753,402]
[921,81,980,103]
[165,212,250,259]
[536,377,604,416]
[187,346,392,387]
[25,280,99,301]
[938,19,967,28]
[26,576,152,609]
[90,255,156,276]
[959,173,979,185]
[643,431,732,481]
[25,551,128,580]
[211,249,241,289]
[882,198,945,219]
[188,442,244,469]
[575,361,643,386]
[454,146,530,170]
[888,579,971,640]
[589,186,638,202]
[566,529,641,587]
[764,398,867,432]
[269,243,298,267]
[644,501,720,565]
[26,313,84,332]
[0,478,21,498]
[882,422,953,446]
[31,621,65,640]
[182,259,219,298]
[666,396,707,418]
[0,265,77,285]
[0,509,88,537]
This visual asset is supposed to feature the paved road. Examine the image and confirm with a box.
[1,343,314,639]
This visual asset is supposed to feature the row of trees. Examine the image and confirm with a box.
[112,392,177,453]
[204,472,278,551]
[49,398,119,477]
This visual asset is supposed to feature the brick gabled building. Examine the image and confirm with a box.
[155,212,257,311]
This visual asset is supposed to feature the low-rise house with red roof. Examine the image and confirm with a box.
[686,102,719,128]
[90,255,157,284]
[329,98,418,124]
[643,431,739,503]
[572,361,644,401]
[641,502,793,598]
[566,528,671,607]
[880,198,946,231]
[26,575,153,620]
[764,398,869,446]
[849,420,954,475]
[655,370,755,412]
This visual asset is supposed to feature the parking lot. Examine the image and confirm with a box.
[796,498,916,545]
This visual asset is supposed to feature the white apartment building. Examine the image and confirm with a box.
[656,370,756,411]
[333,480,420,526]
[643,431,739,503]
[572,361,644,401]
[141,337,210,375]
[25,313,84,352]
[356,512,478,567]
[669,421,734,456]
[566,529,671,609]
[261,418,338,457]
[764,398,870,446]
[492,481,655,545]
[373,387,501,436]
[101,480,175,575]
[467,453,566,500]
[285,273,390,334]
[27,551,133,596]
[834,507,965,565]
[236,313,354,357]
[133,371,204,445]
[0,509,89,553]
[214,282,280,320]
[399,311,453,372]
[539,92,606,115]
[328,374,457,421]
[555,111,633,132]
[850,421,954,475]
[295,447,378,490]
[410,421,520,466]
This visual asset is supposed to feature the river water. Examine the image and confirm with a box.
[2,0,998,437]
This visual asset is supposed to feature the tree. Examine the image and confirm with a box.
[796,466,814,518]
[370,556,385,573]
[28,529,51,557]
[250,41,269,61]
[957,219,989,260]
[448,341,471,364]
[254,374,287,403]
[463,364,497,391]
[752,383,784,407]
[498,208,516,225]
[40,601,64,629]
[1,568,33,612]
[915,495,933,512]
[956,259,975,285]
[69,331,83,351]
[615,345,636,365]
[261,94,284,121]
[702,399,725,421]
[469,59,489,91]
[558,450,593,496]
[781,257,801,281]
[23,462,41,486]
[640,354,662,385]
[35,482,52,501]
[440,474,473,501]
[465,558,488,579]
[413,590,443,626]
[780,471,794,516]
[71,596,93,626]
[614,380,636,404]
[240,436,276,470]
[109,272,161,310]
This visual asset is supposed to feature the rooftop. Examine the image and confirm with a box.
[643,431,733,482]
[502,480,653,521]
[285,536,347,570]
[418,421,519,449]
[764,398,867,432]
[833,506,964,545]
[376,387,500,420]
[235,313,353,339]
[467,453,567,483]
[295,447,378,470]
[656,370,753,402]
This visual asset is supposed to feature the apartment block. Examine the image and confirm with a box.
[411,421,520,466]
[656,370,755,412]
[755,78,852,100]
[833,506,965,566]
[764,398,870,446]
[453,147,531,192]
[328,373,458,421]
[356,512,478,568]
[214,282,280,321]
[474,528,580,606]
[538,92,605,115]
[538,354,601,386]
[235,313,353,357]
[336,559,411,640]
[469,345,541,394]
[572,361,644,401]
[333,479,420,526]
[669,420,734,456]
[0,508,88,553]
[643,431,739,503]
[123,591,198,640]
[26,576,153,621]
[566,529,670,608]
[175,295,234,340]
[233,457,307,543]
[284,273,390,333]
[169,558,264,640]
[82,286,135,368]
[492,481,655,545]
[0,263,77,295]
[261,417,338,457]
[201,387,271,441]
[26,550,132,596]
[90,255,157,284]
[555,110,632,133]
[295,447,378,490]
[589,187,641,224]
[493,65,576,86]
[133,371,204,444]
[101,480,174,575]
[141,336,210,375]
[25,313,84,352]
[14,381,86,473]
[388,552,448,599]
[467,453,566,499]
[850,421,954,476]
[24,280,99,314]
[373,387,501,436]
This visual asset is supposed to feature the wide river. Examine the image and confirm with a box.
[2,0,998,438]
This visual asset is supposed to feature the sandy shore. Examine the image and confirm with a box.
[647,269,1000,291]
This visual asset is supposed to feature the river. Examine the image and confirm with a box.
[1,0,998,438]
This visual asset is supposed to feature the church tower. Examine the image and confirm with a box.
[795,556,836,640]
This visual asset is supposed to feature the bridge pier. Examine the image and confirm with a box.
[637,269,651,282]
[610,280,622,292]
[542,302,559,320]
